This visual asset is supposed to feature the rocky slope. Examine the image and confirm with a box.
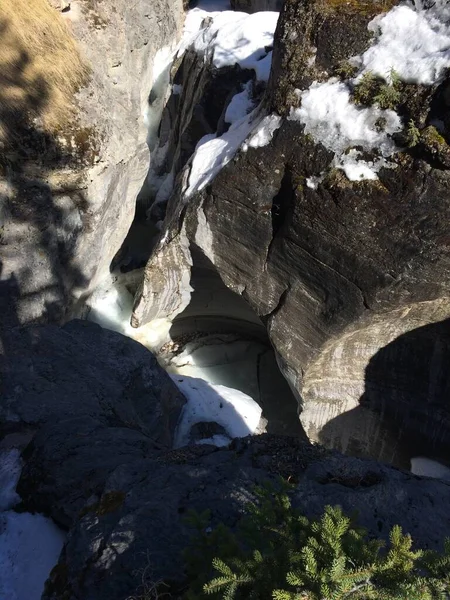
[132,0,450,468]
[0,0,185,325]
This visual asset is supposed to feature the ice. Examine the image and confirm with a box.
[172,375,262,448]
[410,456,450,481]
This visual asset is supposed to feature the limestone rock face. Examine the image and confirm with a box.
[0,0,185,325]
[133,0,450,466]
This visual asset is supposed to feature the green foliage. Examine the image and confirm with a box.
[184,481,450,600]
[352,71,379,106]
[405,120,420,147]
[333,61,358,81]
[353,68,402,110]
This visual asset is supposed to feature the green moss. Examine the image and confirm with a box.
[352,71,380,106]
[353,68,402,110]
[333,60,359,80]
[421,125,446,147]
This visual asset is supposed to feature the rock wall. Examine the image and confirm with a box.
[0,0,185,325]
[133,0,450,466]
[231,0,284,11]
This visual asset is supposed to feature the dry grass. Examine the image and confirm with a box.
[0,0,90,139]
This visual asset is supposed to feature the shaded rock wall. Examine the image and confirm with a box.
[231,0,284,11]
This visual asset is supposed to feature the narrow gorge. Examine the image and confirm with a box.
[1,0,450,598]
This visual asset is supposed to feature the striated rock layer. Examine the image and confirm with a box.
[133,0,450,466]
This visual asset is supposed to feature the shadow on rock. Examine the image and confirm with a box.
[0,16,89,328]
[318,318,450,469]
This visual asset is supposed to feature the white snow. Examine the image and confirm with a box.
[288,1,450,182]
[335,149,389,181]
[172,375,262,448]
[186,109,261,196]
[188,10,278,80]
[196,435,232,447]
[243,114,282,150]
[225,81,254,125]
[410,456,450,481]
[0,512,66,600]
[357,2,450,86]
[0,450,66,600]
[179,3,281,196]
[180,6,278,82]
[187,108,283,196]
[290,80,401,158]
[306,174,324,189]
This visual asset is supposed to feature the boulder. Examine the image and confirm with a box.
[38,434,450,600]
[0,320,185,445]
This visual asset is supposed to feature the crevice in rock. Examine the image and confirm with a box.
[265,164,296,264]
[159,245,306,439]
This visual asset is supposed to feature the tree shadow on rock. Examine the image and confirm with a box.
[0,16,89,331]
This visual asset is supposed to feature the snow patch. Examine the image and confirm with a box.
[186,110,260,196]
[243,114,282,150]
[358,3,450,86]
[225,81,254,125]
[172,375,262,448]
[0,512,65,600]
[290,80,401,158]
[0,450,22,511]
[335,149,388,181]
[180,7,278,82]
[306,174,324,189]
[410,456,450,481]
[289,1,450,181]
[196,434,231,447]
[0,450,65,600]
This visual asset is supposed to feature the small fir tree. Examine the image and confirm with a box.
[183,481,450,600]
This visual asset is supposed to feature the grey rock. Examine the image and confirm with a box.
[40,435,450,600]
[0,319,185,446]
[0,0,185,325]
[17,416,160,528]
[231,0,284,11]
[133,0,450,467]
